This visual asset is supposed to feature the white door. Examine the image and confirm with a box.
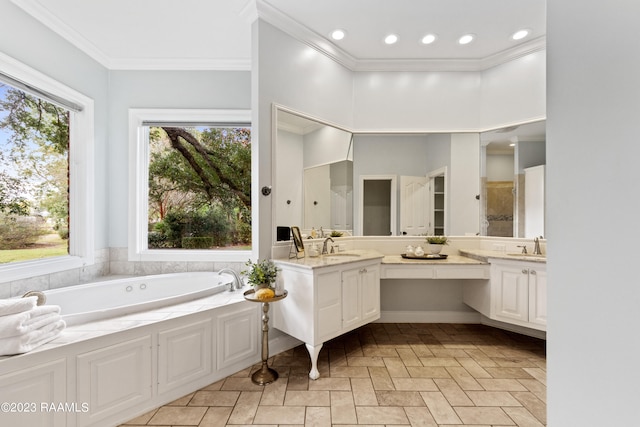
[400,176,429,235]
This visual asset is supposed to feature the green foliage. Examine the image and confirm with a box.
[182,236,214,249]
[0,85,69,231]
[242,259,279,287]
[147,126,252,249]
[425,235,449,245]
[330,230,344,237]
[0,214,45,249]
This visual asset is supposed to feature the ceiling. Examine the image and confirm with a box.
[13,0,546,71]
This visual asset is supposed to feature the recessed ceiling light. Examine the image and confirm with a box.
[421,34,437,45]
[512,29,530,40]
[458,34,475,45]
[331,29,346,41]
[384,34,398,45]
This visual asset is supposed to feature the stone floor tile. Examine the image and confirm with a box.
[376,390,426,406]
[511,391,547,424]
[433,378,474,406]
[419,357,461,367]
[454,406,515,425]
[420,391,463,424]
[283,390,330,406]
[305,406,331,427]
[392,377,438,391]
[503,406,546,427]
[404,406,439,427]
[197,407,232,427]
[147,406,207,425]
[465,391,522,407]
[253,406,306,424]
[330,390,357,424]
[308,376,352,391]
[259,377,288,406]
[228,391,262,424]
[188,390,240,406]
[369,366,396,390]
[445,366,484,390]
[350,377,379,406]
[355,406,410,424]
[477,378,528,392]
[384,357,411,377]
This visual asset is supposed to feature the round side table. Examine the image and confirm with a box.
[243,288,288,385]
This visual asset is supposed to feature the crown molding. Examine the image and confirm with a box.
[107,58,251,71]
[256,0,546,72]
[12,0,111,68]
[12,0,252,71]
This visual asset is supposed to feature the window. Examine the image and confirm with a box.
[0,52,94,281]
[129,109,251,262]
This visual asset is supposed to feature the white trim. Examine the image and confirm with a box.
[0,51,95,282]
[377,310,481,324]
[128,109,252,263]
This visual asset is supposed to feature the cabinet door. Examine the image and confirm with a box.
[76,336,152,427]
[158,319,212,395]
[215,303,259,370]
[341,267,361,329]
[360,265,380,321]
[493,264,529,323]
[0,359,67,427]
[317,270,342,341]
[528,267,547,327]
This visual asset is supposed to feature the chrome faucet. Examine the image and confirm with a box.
[517,245,528,254]
[322,237,335,255]
[218,268,244,292]
[533,237,542,255]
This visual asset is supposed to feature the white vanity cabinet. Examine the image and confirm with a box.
[491,259,546,330]
[273,257,381,379]
[342,264,380,329]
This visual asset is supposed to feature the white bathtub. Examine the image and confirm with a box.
[44,272,234,326]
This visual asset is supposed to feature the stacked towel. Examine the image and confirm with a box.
[0,298,66,356]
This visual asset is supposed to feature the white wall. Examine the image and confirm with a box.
[303,126,352,168]
[274,129,303,228]
[450,133,480,235]
[0,0,110,250]
[486,154,515,181]
[255,20,354,256]
[107,70,251,247]
[547,1,640,425]
[480,50,546,129]
[353,71,482,132]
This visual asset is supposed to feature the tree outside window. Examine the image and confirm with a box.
[146,125,251,250]
[0,83,69,264]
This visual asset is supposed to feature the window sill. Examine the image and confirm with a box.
[0,255,88,284]
[130,249,251,263]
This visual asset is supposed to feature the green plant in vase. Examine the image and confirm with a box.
[425,235,449,254]
[243,259,279,289]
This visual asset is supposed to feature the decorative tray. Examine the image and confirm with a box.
[243,288,288,303]
[401,253,448,260]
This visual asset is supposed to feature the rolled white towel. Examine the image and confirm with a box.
[0,319,66,356]
[0,305,62,339]
[0,296,37,317]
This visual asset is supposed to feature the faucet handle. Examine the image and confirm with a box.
[517,245,528,254]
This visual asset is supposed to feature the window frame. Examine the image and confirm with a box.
[128,108,252,262]
[0,51,95,282]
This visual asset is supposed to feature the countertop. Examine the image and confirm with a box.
[382,254,487,265]
[458,248,546,263]
[274,249,385,269]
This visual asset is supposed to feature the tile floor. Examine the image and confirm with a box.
[120,323,546,427]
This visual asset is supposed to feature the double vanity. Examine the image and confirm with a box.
[272,239,546,379]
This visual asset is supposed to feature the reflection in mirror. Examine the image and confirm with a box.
[480,121,546,238]
[275,109,353,237]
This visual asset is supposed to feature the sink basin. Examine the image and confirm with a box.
[507,253,546,258]
[322,253,362,262]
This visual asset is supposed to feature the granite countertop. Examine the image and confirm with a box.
[274,249,384,269]
[459,248,547,264]
[382,254,488,265]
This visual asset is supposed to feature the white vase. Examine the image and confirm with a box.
[428,244,443,254]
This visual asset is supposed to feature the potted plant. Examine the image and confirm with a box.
[243,259,279,290]
[425,235,449,254]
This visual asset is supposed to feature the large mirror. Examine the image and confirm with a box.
[480,121,546,238]
[274,105,544,242]
[274,109,353,237]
